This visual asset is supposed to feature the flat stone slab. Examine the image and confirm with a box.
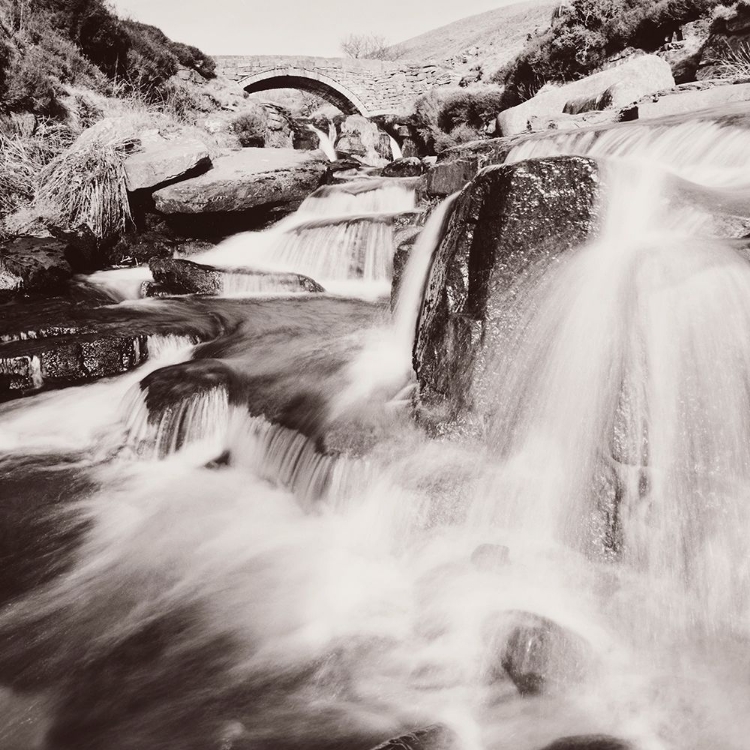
[0,237,72,295]
[636,81,750,120]
[152,148,329,214]
[124,134,212,192]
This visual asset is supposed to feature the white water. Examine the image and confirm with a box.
[5,115,750,750]
[192,180,417,297]
[308,124,338,162]
[389,134,403,161]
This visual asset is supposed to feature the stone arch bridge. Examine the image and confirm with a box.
[215,56,460,116]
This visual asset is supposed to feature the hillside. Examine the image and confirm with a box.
[392,0,558,76]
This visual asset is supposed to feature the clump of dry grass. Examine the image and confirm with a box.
[0,118,75,237]
[715,42,750,78]
[35,138,136,240]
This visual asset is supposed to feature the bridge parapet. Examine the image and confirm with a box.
[215,55,460,116]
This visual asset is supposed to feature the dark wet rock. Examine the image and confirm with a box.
[105,230,175,266]
[470,543,510,571]
[415,157,600,422]
[0,296,224,399]
[0,333,148,395]
[369,724,458,750]
[153,148,329,215]
[149,257,324,296]
[141,281,173,298]
[391,228,421,310]
[49,225,102,273]
[489,611,590,695]
[538,736,634,750]
[0,237,72,296]
[383,158,427,178]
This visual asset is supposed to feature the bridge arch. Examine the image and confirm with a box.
[238,68,371,117]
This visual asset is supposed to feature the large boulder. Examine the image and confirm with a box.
[498,55,674,136]
[415,156,600,421]
[149,257,324,295]
[123,132,212,192]
[383,157,427,178]
[634,80,750,120]
[152,149,329,215]
[0,237,72,296]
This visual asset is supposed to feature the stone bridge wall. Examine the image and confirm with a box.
[215,55,460,115]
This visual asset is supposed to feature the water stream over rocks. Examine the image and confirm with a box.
[3,111,750,750]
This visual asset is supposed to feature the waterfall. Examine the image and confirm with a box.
[307,124,337,162]
[388,134,403,161]
[10,110,750,750]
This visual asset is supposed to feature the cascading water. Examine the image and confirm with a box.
[192,179,418,297]
[6,112,750,750]
[389,134,403,161]
[307,124,338,162]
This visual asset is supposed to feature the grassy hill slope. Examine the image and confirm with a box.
[392,0,558,75]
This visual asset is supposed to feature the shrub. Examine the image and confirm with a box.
[231,110,267,147]
[437,88,505,133]
[5,47,66,118]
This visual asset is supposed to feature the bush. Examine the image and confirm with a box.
[495,0,722,106]
[231,110,267,147]
[5,48,66,118]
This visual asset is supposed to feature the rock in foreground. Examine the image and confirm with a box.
[124,133,212,191]
[153,148,329,215]
[490,611,590,695]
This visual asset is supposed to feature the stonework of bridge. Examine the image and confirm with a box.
[215,55,460,117]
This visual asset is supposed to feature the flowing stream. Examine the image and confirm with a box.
[3,113,750,750]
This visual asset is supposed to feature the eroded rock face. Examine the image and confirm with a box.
[152,149,329,215]
[488,611,590,696]
[0,238,72,296]
[149,258,324,295]
[415,156,601,422]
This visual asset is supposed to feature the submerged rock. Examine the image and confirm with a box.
[368,724,458,750]
[149,258,324,296]
[470,543,510,571]
[538,736,633,750]
[152,148,329,215]
[0,237,72,296]
[490,611,590,695]
[415,156,600,422]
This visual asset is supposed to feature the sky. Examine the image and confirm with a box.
[111,0,526,56]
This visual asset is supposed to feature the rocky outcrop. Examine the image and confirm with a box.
[336,115,387,166]
[0,237,72,295]
[415,157,600,420]
[498,55,674,136]
[634,80,750,120]
[124,133,212,191]
[489,611,590,695]
[149,257,324,295]
[152,148,329,214]
[368,725,458,750]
